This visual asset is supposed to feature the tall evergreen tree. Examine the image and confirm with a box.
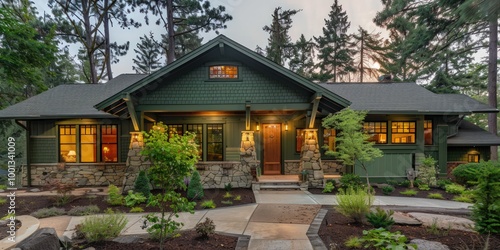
[262,7,301,66]
[314,0,355,82]
[289,34,315,79]
[133,33,163,74]
[350,27,385,82]
[128,0,232,64]
[160,26,203,61]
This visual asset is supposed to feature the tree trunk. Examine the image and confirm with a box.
[488,18,498,160]
[103,0,113,80]
[82,0,98,83]
[166,0,176,64]
[360,30,364,83]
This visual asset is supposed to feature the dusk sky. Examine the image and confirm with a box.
[34,0,385,77]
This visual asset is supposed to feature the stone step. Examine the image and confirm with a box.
[259,184,302,190]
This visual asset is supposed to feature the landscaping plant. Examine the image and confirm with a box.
[453,192,475,203]
[381,185,394,195]
[322,181,335,193]
[452,162,485,186]
[68,205,100,216]
[445,183,465,194]
[187,170,204,200]
[77,213,128,243]
[357,228,415,249]
[427,193,444,199]
[224,183,233,191]
[437,179,453,189]
[124,190,147,207]
[366,207,395,229]
[417,183,430,191]
[234,195,241,201]
[141,122,198,249]
[107,184,124,206]
[48,180,76,206]
[195,217,215,238]
[134,170,151,197]
[399,189,418,196]
[417,156,437,187]
[223,191,233,199]
[30,207,66,218]
[336,187,373,223]
[339,173,364,191]
[471,162,500,234]
[130,207,144,213]
[201,200,216,209]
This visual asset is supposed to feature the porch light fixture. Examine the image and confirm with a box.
[256,122,260,132]
[285,123,288,131]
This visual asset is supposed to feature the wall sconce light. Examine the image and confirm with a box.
[256,122,260,132]
[285,122,288,131]
[133,134,139,141]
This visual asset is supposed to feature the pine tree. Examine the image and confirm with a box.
[160,26,203,61]
[350,27,385,82]
[187,170,204,200]
[134,170,151,197]
[314,0,355,82]
[133,33,163,74]
[262,7,301,66]
[289,34,315,79]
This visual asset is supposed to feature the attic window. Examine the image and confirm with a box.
[209,65,238,79]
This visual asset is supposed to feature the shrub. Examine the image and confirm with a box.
[322,182,335,193]
[453,192,475,203]
[134,170,151,197]
[30,207,66,218]
[357,228,415,249]
[124,190,147,207]
[336,187,373,223]
[221,200,233,205]
[187,170,204,200]
[344,236,362,248]
[339,173,363,190]
[234,195,241,201]
[452,162,485,186]
[445,183,465,194]
[0,184,6,190]
[195,217,215,238]
[224,183,232,191]
[399,189,418,196]
[417,156,437,186]
[437,179,453,189]
[471,162,500,234]
[418,184,430,191]
[223,192,233,199]
[68,205,100,216]
[107,184,124,206]
[0,198,6,205]
[366,207,395,229]
[427,193,444,199]
[381,185,394,195]
[49,180,76,206]
[201,200,216,209]
[77,214,128,242]
[129,207,144,213]
[398,180,411,188]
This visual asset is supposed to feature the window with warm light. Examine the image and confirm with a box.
[209,65,238,79]
[363,122,387,144]
[391,121,416,144]
[168,124,183,138]
[468,153,480,163]
[60,125,76,162]
[101,125,117,162]
[322,129,336,152]
[207,124,223,161]
[80,125,97,162]
[187,124,203,159]
[424,120,433,145]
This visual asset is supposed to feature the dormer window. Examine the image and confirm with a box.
[209,65,238,79]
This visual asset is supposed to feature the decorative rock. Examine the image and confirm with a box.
[392,212,422,226]
[313,170,324,179]
[409,239,450,250]
[408,213,475,232]
[29,188,41,192]
[113,235,143,244]
[15,227,60,250]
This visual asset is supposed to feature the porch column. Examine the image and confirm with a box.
[122,132,149,193]
[299,129,324,188]
[240,131,258,180]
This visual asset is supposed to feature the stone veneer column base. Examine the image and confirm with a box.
[122,141,150,193]
[299,129,324,188]
[240,131,258,181]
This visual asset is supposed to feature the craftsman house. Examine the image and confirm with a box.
[0,35,498,190]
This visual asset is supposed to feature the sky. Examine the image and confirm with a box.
[34,0,385,77]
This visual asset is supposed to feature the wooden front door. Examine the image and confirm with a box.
[263,124,281,174]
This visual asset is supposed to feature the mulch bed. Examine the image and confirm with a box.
[308,186,457,200]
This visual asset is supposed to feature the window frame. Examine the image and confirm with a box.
[391,121,416,144]
[101,125,118,163]
[207,124,224,161]
[59,125,76,163]
[208,65,239,80]
[424,120,433,145]
[363,122,388,144]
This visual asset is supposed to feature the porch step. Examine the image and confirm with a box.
[252,181,307,191]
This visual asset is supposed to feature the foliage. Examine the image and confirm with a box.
[366,207,395,229]
[133,32,163,74]
[417,156,437,187]
[445,183,466,195]
[322,108,383,188]
[452,162,486,186]
[0,198,5,205]
[398,180,411,188]
[262,7,301,66]
[453,191,475,203]
[223,192,232,199]
[471,162,500,234]
[339,173,364,191]
[129,207,144,213]
[427,218,450,236]
[107,184,124,206]
[322,182,335,193]
[141,122,198,248]
[187,170,204,200]
[48,180,76,206]
[221,200,232,205]
[77,214,128,243]
[134,170,151,198]
[195,217,215,238]
[427,193,444,200]
[437,179,453,189]
[201,200,216,209]
[234,195,241,201]
[68,205,100,216]
[224,183,232,191]
[289,34,315,79]
[381,185,394,195]
[30,207,66,218]
[358,228,415,249]
[336,187,373,223]
[0,185,6,190]
[350,27,386,82]
[418,184,430,191]
[344,236,362,248]
[124,190,147,207]
[399,189,418,196]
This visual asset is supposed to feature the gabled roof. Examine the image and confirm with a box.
[319,82,497,114]
[448,120,500,146]
[94,35,351,113]
[0,74,146,119]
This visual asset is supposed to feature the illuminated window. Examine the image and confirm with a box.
[322,129,336,152]
[468,154,480,163]
[187,124,203,159]
[80,125,97,162]
[207,124,223,161]
[209,65,238,79]
[101,125,117,162]
[424,120,433,145]
[364,122,387,144]
[391,122,416,144]
[59,125,76,162]
[168,124,183,138]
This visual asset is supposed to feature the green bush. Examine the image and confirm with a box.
[418,184,430,191]
[452,162,487,186]
[399,180,411,188]
[336,187,373,223]
[357,228,415,249]
[68,205,100,216]
[418,156,438,186]
[399,189,418,196]
[340,174,363,190]
[30,207,66,218]
[187,170,204,200]
[445,183,465,194]
[77,214,128,242]
[453,193,474,203]
[437,179,453,189]
[427,193,444,199]
[234,195,241,201]
[0,184,7,190]
[201,200,216,209]
[322,182,335,193]
[129,207,144,213]
[195,217,215,238]
[223,192,233,199]
[107,184,124,206]
[344,236,362,248]
[366,207,395,229]
[221,200,233,205]
[134,170,151,197]
[381,185,394,195]
[124,190,147,207]
[471,162,500,234]
[224,183,232,191]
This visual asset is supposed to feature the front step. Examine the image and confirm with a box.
[252,181,307,191]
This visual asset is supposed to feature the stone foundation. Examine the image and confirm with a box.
[22,163,125,186]
[284,160,300,174]
[322,160,344,175]
[122,141,150,192]
[196,161,253,189]
[299,129,324,188]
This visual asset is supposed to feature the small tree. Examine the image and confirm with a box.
[471,161,500,234]
[322,107,383,188]
[417,156,437,187]
[140,122,199,249]
[187,170,204,200]
[134,170,151,197]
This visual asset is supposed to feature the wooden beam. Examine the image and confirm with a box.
[143,115,156,123]
[245,101,251,130]
[125,93,140,131]
[309,93,322,129]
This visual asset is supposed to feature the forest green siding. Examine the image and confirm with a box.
[30,138,57,163]
[448,146,490,162]
[137,65,310,106]
[354,153,412,178]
